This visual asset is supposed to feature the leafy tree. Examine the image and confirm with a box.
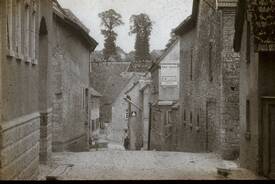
[99,9,124,60]
[129,13,153,61]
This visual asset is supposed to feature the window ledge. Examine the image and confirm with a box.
[6,49,15,58]
[32,59,38,65]
[15,53,24,61]
[25,57,32,64]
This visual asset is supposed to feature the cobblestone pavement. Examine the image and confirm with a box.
[39,151,265,180]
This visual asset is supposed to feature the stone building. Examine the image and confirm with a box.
[124,73,151,150]
[88,87,102,146]
[51,1,97,152]
[175,0,240,160]
[234,0,275,178]
[149,39,180,151]
[110,73,138,146]
[0,0,53,179]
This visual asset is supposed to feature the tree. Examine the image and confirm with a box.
[99,9,124,60]
[129,13,153,61]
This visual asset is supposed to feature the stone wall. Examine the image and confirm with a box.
[51,14,90,152]
[219,8,240,160]
[39,109,53,164]
[110,74,139,146]
[0,0,53,179]
[0,113,40,180]
[178,0,240,159]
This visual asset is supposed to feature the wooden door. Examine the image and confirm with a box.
[262,98,275,178]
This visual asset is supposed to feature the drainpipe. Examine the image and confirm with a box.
[148,103,152,150]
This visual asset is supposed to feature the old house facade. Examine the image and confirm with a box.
[125,73,151,151]
[51,1,97,152]
[149,39,180,151]
[175,0,240,160]
[0,0,53,179]
[89,87,102,146]
[110,73,137,146]
[234,0,275,178]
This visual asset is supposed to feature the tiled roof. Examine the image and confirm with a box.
[53,0,98,49]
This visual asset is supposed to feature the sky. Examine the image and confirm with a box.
[57,0,193,53]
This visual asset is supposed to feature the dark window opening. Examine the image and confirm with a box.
[190,48,193,81]
[246,20,251,64]
[209,42,213,82]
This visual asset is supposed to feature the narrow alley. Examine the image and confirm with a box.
[39,150,262,180]
[1,0,275,181]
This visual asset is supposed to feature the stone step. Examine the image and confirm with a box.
[46,164,74,180]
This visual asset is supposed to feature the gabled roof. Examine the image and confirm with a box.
[53,0,98,51]
[149,38,179,73]
[174,0,199,36]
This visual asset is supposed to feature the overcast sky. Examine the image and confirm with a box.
[57,0,193,52]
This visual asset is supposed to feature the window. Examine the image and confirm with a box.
[209,42,213,82]
[31,0,37,64]
[246,100,250,132]
[6,0,14,54]
[24,0,30,62]
[190,112,193,130]
[15,0,22,57]
[246,21,251,64]
[125,109,129,120]
[245,99,251,140]
[183,109,186,121]
[82,88,85,109]
[190,48,193,81]
[197,114,200,127]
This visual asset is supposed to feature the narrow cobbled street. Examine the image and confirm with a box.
[39,150,263,180]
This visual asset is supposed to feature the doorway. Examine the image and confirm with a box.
[262,98,275,178]
[206,100,217,152]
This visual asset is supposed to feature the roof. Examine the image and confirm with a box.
[174,0,199,36]
[174,0,237,36]
[149,38,179,73]
[90,87,103,97]
[53,0,98,51]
